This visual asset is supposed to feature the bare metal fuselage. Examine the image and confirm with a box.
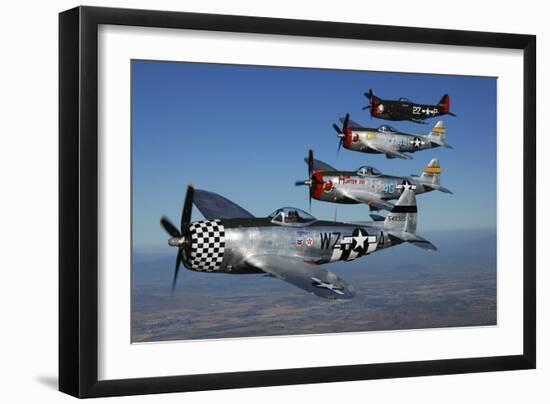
[187,218,394,275]
[311,171,430,204]
[343,129,435,155]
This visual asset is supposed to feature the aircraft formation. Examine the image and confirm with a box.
[161,89,456,299]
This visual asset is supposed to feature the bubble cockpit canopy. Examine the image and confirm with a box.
[356,166,382,177]
[377,124,398,133]
[268,207,317,226]
[399,97,412,103]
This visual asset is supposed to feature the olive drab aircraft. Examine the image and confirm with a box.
[160,184,436,300]
[333,113,453,160]
[362,89,456,123]
[295,150,452,212]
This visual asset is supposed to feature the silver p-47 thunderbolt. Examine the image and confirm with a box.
[296,149,452,211]
[333,113,453,160]
[160,184,436,300]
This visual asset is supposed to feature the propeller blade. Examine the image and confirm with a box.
[337,138,343,156]
[160,216,181,238]
[181,184,194,233]
[362,105,372,111]
[342,113,350,132]
[332,123,342,134]
[295,180,308,186]
[308,149,314,180]
[171,249,183,294]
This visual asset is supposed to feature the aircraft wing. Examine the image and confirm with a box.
[339,117,366,130]
[306,158,337,172]
[246,255,355,300]
[367,144,413,160]
[339,189,395,211]
[194,189,255,220]
[410,119,429,124]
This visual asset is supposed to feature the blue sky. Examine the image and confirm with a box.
[132,60,496,250]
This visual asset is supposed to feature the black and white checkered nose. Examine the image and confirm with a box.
[188,220,226,272]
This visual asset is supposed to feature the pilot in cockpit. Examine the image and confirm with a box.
[286,210,299,223]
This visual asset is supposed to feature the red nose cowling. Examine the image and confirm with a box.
[344,127,353,148]
[312,171,325,199]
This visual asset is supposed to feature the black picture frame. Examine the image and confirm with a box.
[59,5,536,398]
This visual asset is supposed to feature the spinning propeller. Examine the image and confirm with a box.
[294,149,325,211]
[362,88,374,111]
[362,89,377,121]
[332,113,350,155]
[160,184,194,294]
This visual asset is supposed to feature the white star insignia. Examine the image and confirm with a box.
[353,230,369,251]
[397,181,417,191]
[410,138,424,148]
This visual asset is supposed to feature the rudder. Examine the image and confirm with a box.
[427,121,452,149]
[384,183,417,234]
[420,158,441,185]
[438,94,450,114]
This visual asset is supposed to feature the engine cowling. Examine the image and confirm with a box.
[188,219,226,272]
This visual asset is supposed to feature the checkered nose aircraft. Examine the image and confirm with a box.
[333,113,453,160]
[363,88,456,124]
[295,150,452,212]
[160,184,436,300]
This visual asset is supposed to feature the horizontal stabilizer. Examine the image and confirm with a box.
[387,231,437,251]
[430,140,453,150]
[423,184,453,194]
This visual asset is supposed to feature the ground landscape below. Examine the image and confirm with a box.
[132,228,497,342]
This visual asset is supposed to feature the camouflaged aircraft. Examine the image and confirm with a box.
[363,89,456,123]
[295,150,452,211]
[160,184,436,300]
[333,114,453,160]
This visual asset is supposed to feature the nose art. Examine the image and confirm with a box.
[188,220,226,271]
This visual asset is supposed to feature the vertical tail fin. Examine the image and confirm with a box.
[428,120,446,140]
[384,182,417,234]
[420,158,441,186]
[427,121,452,149]
[383,183,437,250]
[438,94,450,114]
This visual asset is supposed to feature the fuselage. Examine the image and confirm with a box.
[342,127,436,155]
[372,99,442,121]
[310,170,430,204]
[185,217,395,275]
